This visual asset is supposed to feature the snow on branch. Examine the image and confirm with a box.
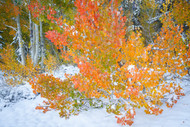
[147,11,170,24]
[4,24,17,31]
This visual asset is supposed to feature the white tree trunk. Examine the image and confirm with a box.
[17,14,25,65]
[40,19,44,68]
[32,22,36,62]
[34,23,39,66]
[29,11,35,63]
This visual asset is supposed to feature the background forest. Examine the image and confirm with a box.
[0,0,189,126]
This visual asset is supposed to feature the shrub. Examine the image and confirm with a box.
[0,45,41,86]
[30,0,188,126]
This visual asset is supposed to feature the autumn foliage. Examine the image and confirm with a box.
[30,74,79,118]
[0,45,59,86]
[29,0,188,126]
[0,45,41,85]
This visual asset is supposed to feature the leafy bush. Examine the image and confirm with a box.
[0,45,41,86]
[30,74,103,118]
[30,0,188,126]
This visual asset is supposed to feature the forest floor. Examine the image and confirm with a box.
[0,65,190,127]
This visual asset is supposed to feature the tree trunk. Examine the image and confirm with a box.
[32,23,36,62]
[34,23,39,66]
[17,14,26,65]
[40,19,44,68]
[29,11,34,62]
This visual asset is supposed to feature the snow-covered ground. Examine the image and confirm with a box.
[0,65,190,127]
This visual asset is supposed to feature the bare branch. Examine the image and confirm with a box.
[147,11,170,24]
[4,24,17,31]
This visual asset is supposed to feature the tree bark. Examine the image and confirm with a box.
[40,19,44,68]
[29,11,34,62]
[34,23,39,66]
[32,22,36,62]
[17,14,26,65]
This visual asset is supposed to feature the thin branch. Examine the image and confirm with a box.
[152,47,168,51]
[147,11,170,24]
[4,24,17,31]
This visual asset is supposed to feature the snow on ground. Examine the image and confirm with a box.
[0,71,36,111]
[0,65,190,127]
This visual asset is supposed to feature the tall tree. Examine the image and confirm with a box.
[0,0,29,65]
[40,18,45,68]
[16,9,26,65]
[28,0,35,62]
[13,0,26,65]
[33,23,39,66]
